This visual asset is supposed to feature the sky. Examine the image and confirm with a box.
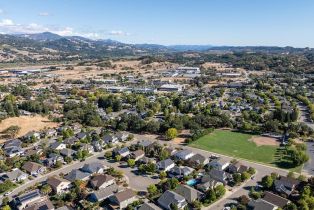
[0,0,314,47]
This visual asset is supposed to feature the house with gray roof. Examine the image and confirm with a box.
[64,169,91,182]
[157,159,175,172]
[60,148,76,157]
[88,184,118,202]
[80,162,107,174]
[1,168,28,182]
[139,202,162,210]
[157,190,187,210]
[174,185,203,203]
[109,189,137,209]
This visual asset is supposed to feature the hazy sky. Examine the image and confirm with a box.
[0,0,314,47]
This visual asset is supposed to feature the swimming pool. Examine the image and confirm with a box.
[186,179,199,186]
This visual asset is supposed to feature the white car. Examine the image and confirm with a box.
[4,191,12,196]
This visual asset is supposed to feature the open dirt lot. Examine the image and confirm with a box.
[0,115,59,142]
[250,136,280,146]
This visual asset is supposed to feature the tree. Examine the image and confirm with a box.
[127,159,136,168]
[239,195,250,205]
[2,125,21,138]
[233,173,242,184]
[105,151,113,159]
[41,184,52,195]
[261,175,274,189]
[284,203,297,210]
[159,171,167,180]
[1,205,11,210]
[115,155,122,162]
[147,184,158,197]
[165,128,178,140]
[166,177,179,190]
[160,149,170,160]
[192,200,202,210]
[214,185,226,198]
[241,172,251,181]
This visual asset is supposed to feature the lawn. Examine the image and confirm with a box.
[189,130,278,165]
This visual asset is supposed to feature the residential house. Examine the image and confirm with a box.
[137,140,156,154]
[47,176,71,194]
[204,169,228,184]
[138,157,156,165]
[262,191,290,209]
[1,168,27,182]
[45,129,57,138]
[64,169,91,182]
[103,134,119,144]
[24,148,43,158]
[130,150,145,161]
[81,162,107,174]
[173,150,194,161]
[4,146,24,157]
[63,137,79,145]
[109,189,137,209]
[157,190,187,210]
[115,132,129,142]
[43,153,64,167]
[3,139,24,157]
[50,142,67,150]
[80,143,94,153]
[89,184,118,202]
[113,147,130,158]
[138,202,162,210]
[90,174,115,189]
[174,185,203,204]
[207,159,230,171]
[274,176,300,196]
[76,132,87,140]
[91,140,103,152]
[188,154,209,168]
[157,159,175,172]
[248,199,277,210]
[196,177,223,192]
[168,166,194,179]
[60,148,76,158]
[22,162,46,176]
[23,199,54,210]
[15,189,44,210]
[23,131,41,141]
[164,147,177,156]
[229,162,249,174]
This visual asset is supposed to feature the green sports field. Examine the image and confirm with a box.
[189,130,278,165]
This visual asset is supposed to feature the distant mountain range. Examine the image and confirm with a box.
[0,32,312,63]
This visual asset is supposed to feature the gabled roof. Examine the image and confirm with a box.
[89,184,118,201]
[64,169,91,182]
[174,185,203,203]
[90,174,115,188]
[4,168,27,181]
[157,159,175,169]
[81,162,106,173]
[22,162,44,173]
[157,190,187,209]
[139,202,162,210]
[248,199,277,210]
[47,176,70,189]
[262,191,290,208]
[188,154,207,164]
[23,198,54,210]
[113,189,136,203]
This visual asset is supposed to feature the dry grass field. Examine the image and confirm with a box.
[0,115,59,142]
